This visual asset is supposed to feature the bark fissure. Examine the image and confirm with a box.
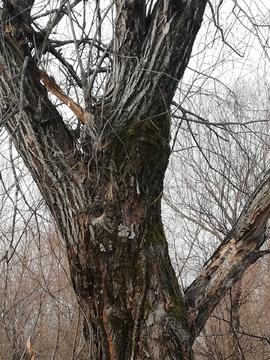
[108,0,207,125]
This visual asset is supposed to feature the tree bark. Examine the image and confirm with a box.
[2,1,270,359]
[185,172,270,339]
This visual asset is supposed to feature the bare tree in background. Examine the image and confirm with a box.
[164,81,270,358]
[0,141,88,359]
[1,0,270,358]
[0,224,88,359]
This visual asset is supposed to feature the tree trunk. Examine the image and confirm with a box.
[64,113,194,359]
[2,1,270,359]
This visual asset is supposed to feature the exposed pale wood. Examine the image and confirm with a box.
[185,172,270,338]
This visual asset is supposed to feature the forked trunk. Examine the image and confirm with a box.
[4,1,270,359]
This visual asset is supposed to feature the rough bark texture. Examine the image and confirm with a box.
[185,172,270,340]
[1,0,270,359]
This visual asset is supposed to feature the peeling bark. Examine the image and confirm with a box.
[185,173,270,340]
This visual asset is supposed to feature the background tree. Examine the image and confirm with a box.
[164,80,270,358]
[1,0,270,359]
[0,142,88,359]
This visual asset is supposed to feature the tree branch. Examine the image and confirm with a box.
[0,34,84,236]
[185,171,270,338]
[108,0,207,125]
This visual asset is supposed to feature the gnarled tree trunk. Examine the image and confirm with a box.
[1,1,270,359]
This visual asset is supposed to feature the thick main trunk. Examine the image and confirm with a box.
[66,115,193,359]
[70,202,192,359]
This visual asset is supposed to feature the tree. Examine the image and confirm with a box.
[1,0,270,358]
